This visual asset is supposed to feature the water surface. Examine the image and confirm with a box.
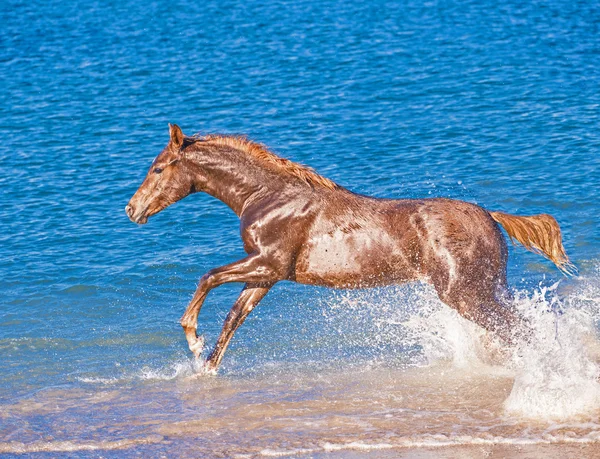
[2,0,600,456]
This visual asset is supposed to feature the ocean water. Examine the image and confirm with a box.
[2,0,600,456]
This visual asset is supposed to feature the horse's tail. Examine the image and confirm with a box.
[489,211,576,276]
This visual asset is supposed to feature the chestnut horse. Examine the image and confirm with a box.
[126,125,574,372]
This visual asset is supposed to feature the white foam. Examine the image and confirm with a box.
[138,359,200,380]
[404,301,489,369]
[260,447,316,457]
[399,274,600,421]
[254,431,600,458]
[0,436,164,454]
[401,285,509,373]
[322,441,394,451]
[504,280,600,419]
[78,358,205,385]
[77,376,119,385]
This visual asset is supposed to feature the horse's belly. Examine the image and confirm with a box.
[294,229,416,288]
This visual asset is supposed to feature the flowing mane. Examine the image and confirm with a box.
[188,134,340,191]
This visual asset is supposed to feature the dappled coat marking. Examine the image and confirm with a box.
[126,125,574,372]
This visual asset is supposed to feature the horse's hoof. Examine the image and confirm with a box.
[203,362,218,376]
[189,336,205,358]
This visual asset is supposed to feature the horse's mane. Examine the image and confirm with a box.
[187,134,339,191]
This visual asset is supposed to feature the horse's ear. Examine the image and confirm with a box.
[168,123,184,149]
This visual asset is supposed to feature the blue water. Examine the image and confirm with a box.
[2,0,600,456]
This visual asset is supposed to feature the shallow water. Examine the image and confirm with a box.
[2,0,600,456]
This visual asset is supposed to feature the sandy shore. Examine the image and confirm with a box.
[313,443,600,459]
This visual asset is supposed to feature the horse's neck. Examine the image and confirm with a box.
[186,147,287,217]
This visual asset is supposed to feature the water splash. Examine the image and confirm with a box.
[77,358,204,384]
[75,273,600,423]
[402,291,493,370]
[138,359,202,380]
[504,279,600,419]
[401,276,600,420]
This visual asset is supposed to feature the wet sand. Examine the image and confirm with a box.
[2,362,599,457]
[319,443,600,459]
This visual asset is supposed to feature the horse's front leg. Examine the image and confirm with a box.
[205,283,272,372]
[179,253,280,358]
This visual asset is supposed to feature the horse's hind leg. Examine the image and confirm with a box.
[436,282,524,344]
[205,283,272,372]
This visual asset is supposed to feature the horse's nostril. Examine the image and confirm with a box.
[125,204,134,218]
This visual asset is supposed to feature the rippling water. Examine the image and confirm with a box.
[2,0,600,456]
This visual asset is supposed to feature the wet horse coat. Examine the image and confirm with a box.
[126,125,573,371]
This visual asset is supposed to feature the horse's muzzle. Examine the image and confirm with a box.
[125,203,148,224]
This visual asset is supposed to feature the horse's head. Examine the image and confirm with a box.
[126,124,193,224]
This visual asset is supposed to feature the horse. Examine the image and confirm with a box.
[126,124,575,372]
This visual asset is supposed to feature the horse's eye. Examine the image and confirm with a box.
[153,167,163,174]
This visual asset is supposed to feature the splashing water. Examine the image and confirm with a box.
[505,280,600,419]
[401,287,493,370]
[401,277,600,420]
[6,277,600,458]
[74,276,600,424]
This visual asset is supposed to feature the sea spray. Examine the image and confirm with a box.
[139,358,203,381]
[504,280,600,419]
[398,277,600,420]
[319,283,503,370]
[403,299,491,369]
[79,274,600,424]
